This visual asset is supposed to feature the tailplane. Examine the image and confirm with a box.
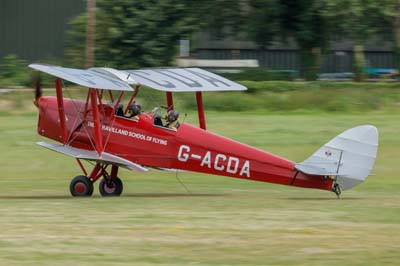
[295,125,378,192]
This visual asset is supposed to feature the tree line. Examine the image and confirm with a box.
[65,0,400,81]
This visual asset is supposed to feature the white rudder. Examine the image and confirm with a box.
[295,125,378,191]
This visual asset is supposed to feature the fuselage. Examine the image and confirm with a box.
[37,96,333,191]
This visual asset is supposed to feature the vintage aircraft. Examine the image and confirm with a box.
[29,64,378,197]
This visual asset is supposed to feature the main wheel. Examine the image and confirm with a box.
[99,177,123,196]
[70,175,94,197]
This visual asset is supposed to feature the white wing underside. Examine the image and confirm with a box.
[37,142,148,173]
[29,64,247,92]
[29,64,134,91]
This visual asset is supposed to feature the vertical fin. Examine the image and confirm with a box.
[295,125,378,190]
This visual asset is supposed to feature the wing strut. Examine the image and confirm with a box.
[124,85,140,114]
[166,91,174,111]
[89,88,103,155]
[196,91,206,130]
[55,78,68,143]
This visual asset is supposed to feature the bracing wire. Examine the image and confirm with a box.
[61,81,81,142]
[62,82,97,150]
[175,170,191,194]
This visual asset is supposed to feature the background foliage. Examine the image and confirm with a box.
[66,0,198,69]
[63,0,398,81]
[0,54,30,87]
[1,0,400,86]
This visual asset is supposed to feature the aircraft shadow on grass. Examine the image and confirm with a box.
[0,194,361,200]
[282,197,361,201]
[0,193,225,200]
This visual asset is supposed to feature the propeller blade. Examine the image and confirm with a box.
[32,73,42,107]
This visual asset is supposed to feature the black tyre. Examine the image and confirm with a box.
[70,175,94,197]
[99,177,123,196]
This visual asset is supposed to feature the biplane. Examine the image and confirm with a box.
[29,64,378,197]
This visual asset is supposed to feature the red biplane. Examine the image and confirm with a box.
[29,64,378,197]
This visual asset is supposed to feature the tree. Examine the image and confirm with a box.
[66,0,197,69]
[278,0,333,80]
[247,0,281,48]
[65,14,87,68]
[245,0,333,80]
[85,0,96,68]
[383,0,400,71]
[190,0,248,38]
[325,0,393,81]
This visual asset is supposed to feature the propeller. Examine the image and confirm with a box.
[32,72,42,107]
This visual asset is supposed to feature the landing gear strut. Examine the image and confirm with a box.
[332,183,341,199]
[69,162,123,197]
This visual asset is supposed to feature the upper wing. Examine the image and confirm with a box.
[29,64,247,92]
[29,64,134,91]
[123,68,247,92]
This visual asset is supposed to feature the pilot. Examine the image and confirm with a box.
[165,109,180,129]
[127,101,142,120]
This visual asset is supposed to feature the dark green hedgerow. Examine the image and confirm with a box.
[1,81,400,114]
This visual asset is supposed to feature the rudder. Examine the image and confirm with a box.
[295,125,378,191]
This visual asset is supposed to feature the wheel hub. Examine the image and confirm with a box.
[104,181,116,194]
[74,182,86,194]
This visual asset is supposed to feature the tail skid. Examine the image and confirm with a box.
[295,125,378,193]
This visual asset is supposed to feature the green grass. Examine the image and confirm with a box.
[2,80,400,115]
[201,81,400,112]
[0,107,399,265]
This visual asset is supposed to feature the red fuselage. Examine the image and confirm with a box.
[38,96,333,191]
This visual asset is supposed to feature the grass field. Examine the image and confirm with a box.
[0,90,399,265]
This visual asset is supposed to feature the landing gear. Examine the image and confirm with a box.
[99,177,123,196]
[70,175,94,197]
[332,183,341,199]
[69,161,123,197]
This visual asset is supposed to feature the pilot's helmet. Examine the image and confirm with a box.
[167,110,179,122]
[128,101,142,116]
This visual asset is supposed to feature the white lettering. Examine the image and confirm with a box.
[176,146,251,176]
[152,137,167,145]
[191,154,201,159]
[240,160,251,178]
[85,122,168,145]
[227,157,239,174]
[200,151,212,168]
[214,154,226,171]
[178,145,190,162]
